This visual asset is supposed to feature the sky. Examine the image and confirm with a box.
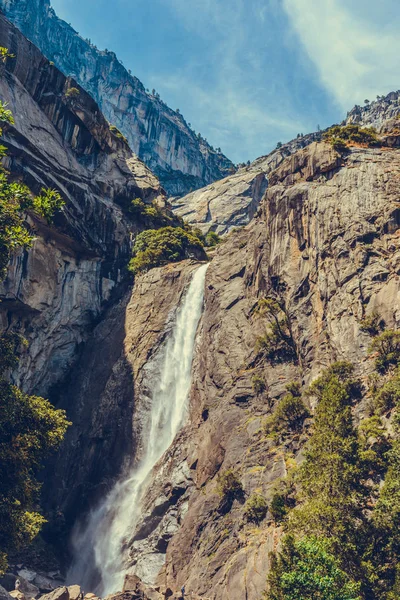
[51,0,400,164]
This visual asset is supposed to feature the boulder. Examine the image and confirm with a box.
[9,592,25,600]
[40,588,69,600]
[67,586,82,600]
[15,578,39,600]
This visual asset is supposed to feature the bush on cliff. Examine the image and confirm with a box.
[265,393,309,436]
[255,298,297,363]
[129,226,204,274]
[369,330,400,373]
[0,333,70,574]
[243,493,268,524]
[323,124,379,151]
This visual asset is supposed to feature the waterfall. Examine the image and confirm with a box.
[67,263,208,596]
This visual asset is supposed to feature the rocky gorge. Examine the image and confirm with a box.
[1,6,400,600]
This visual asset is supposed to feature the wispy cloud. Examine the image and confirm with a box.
[154,0,311,161]
[282,0,400,109]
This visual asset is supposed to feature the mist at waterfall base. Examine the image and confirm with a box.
[67,264,208,596]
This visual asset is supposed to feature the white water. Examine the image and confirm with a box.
[67,264,208,596]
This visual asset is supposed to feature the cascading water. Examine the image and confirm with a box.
[67,263,208,596]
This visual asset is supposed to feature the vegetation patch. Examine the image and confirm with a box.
[109,123,128,144]
[128,226,204,274]
[255,298,297,363]
[243,493,268,524]
[265,393,309,436]
[323,124,379,152]
[369,330,400,373]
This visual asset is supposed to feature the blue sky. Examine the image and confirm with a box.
[51,0,400,163]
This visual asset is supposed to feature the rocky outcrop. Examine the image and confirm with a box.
[0,12,168,397]
[128,142,400,600]
[0,0,235,196]
[172,132,324,234]
[170,170,268,235]
[346,90,400,130]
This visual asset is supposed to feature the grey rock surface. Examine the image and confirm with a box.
[0,0,235,196]
[0,13,168,397]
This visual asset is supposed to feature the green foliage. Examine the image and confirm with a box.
[368,412,400,598]
[205,231,222,247]
[265,535,362,600]
[291,364,368,557]
[244,493,268,524]
[64,87,80,99]
[0,101,64,279]
[128,197,173,228]
[285,381,301,397]
[373,369,400,414]
[270,492,288,524]
[255,298,297,363]
[109,124,128,144]
[0,47,15,63]
[252,374,266,395]
[265,393,309,435]
[359,312,384,336]
[369,330,400,373]
[323,125,378,152]
[129,226,204,274]
[0,333,70,574]
[217,469,243,501]
[31,189,64,224]
[264,360,400,599]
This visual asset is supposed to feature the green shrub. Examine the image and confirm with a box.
[252,374,266,395]
[359,312,384,336]
[243,493,268,524]
[266,393,309,435]
[369,330,400,373]
[109,124,128,144]
[205,231,222,247]
[128,197,172,227]
[129,226,204,274]
[323,124,378,151]
[373,370,400,414]
[285,381,301,397]
[64,87,80,99]
[0,101,63,278]
[266,535,362,600]
[0,47,14,63]
[270,492,288,523]
[217,469,243,500]
[255,298,297,363]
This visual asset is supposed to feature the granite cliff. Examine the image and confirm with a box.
[1,8,400,600]
[0,0,235,197]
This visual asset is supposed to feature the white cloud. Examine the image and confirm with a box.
[282,0,400,109]
[154,0,309,161]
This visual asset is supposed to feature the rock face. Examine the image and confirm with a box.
[346,90,400,130]
[0,0,235,196]
[0,12,169,397]
[43,261,201,528]
[3,8,400,600]
[125,142,400,600]
[170,170,268,235]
